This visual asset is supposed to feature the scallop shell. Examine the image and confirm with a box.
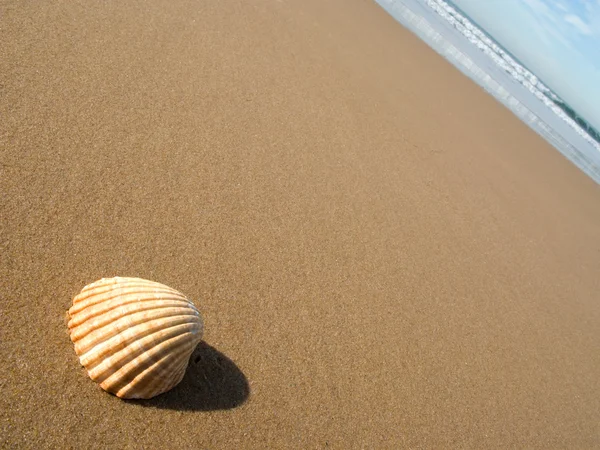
[67,277,203,399]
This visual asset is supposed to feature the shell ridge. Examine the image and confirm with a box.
[79,277,179,294]
[78,319,201,372]
[77,282,182,302]
[68,293,192,328]
[118,340,198,398]
[99,330,198,396]
[71,285,186,312]
[89,328,198,385]
[69,302,199,343]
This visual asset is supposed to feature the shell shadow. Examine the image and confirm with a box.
[131,341,250,411]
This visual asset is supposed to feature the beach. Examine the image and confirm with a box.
[1,0,600,447]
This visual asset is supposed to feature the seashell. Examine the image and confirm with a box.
[67,276,204,399]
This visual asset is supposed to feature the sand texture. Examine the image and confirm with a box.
[1,0,600,448]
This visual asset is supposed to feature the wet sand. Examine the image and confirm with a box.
[1,0,600,448]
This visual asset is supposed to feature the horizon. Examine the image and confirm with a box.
[450,0,600,132]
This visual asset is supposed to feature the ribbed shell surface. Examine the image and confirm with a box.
[68,277,203,399]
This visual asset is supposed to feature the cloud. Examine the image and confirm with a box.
[584,2,600,38]
[517,0,575,50]
[584,0,600,14]
[554,2,568,12]
[564,14,593,35]
[518,0,600,49]
[553,0,568,11]
[521,0,551,15]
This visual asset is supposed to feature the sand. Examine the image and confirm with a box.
[1,0,600,448]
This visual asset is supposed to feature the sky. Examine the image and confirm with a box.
[451,0,600,130]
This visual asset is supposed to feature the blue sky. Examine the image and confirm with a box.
[451,0,600,130]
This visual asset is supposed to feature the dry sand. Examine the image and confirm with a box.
[1,0,600,448]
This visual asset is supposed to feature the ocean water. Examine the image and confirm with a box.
[375,0,600,185]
